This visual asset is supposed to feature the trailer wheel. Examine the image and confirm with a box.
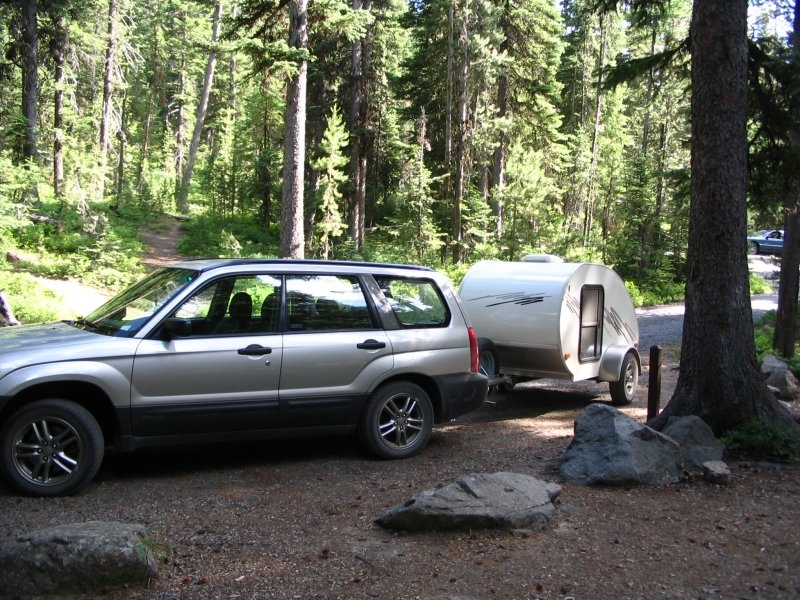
[609,352,638,405]
[478,338,499,378]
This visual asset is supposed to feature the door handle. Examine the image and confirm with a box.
[357,339,386,350]
[238,344,273,356]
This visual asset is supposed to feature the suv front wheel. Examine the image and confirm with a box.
[358,381,433,459]
[0,399,104,496]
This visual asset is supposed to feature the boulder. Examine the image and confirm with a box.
[375,472,562,531]
[661,415,725,468]
[560,403,683,486]
[780,399,800,423]
[761,354,800,402]
[0,521,159,596]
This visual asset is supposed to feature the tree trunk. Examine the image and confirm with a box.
[347,0,371,252]
[177,1,223,213]
[99,0,119,200]
[228,7,239,213]
[21,0,38,165]
[115,90,127,203]
[173,17,188,207]
[583,14,605,246]
[52,12,67,200]
[651,0,793,434]
[772,1,800,358]
[445,2,454,177]
[136,102,153,195]
[491,71,507,238]
[452,1,468,263]
[280,0,308,259]
[774,202,800,357]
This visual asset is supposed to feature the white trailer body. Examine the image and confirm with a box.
[458,259,640,404]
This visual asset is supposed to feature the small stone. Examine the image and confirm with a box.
[703,460,731,485]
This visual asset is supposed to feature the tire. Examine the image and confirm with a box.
[0,399,104,496]
[477,338,500,379]
[749,242,759,255]
[357,381,433,459]
[609,352,638,406]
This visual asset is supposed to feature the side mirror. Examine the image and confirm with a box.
[163,317,192,339]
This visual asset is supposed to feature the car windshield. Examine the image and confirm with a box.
[76,267,199,337]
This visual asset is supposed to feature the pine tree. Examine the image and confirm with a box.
[311,105,349,259]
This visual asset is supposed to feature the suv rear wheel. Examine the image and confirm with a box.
[0,399,104,496]
[358,381,433,459]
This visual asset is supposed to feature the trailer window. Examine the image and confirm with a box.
[579,286,603,361]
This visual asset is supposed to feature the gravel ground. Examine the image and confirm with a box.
[1,293,799,600]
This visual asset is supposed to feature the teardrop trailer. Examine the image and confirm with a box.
[458,257,641,405]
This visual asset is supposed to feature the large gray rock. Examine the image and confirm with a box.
[661,415,725,468]
[761,354,800,402]
[375,472,562,531]
[780,399,800,422]
[560,403,683,486]
[0,521,159,596]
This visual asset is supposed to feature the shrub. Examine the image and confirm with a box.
[720,418,800,463]
[749,273,773,295]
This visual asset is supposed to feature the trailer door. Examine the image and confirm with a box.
[579,285,603,361]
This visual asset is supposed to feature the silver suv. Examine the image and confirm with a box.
[0,259,486,496]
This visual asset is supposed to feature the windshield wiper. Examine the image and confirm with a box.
[72,318,99,331]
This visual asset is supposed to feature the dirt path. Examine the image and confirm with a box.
[139,215,184,267]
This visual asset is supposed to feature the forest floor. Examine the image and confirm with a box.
[3,221,798,600]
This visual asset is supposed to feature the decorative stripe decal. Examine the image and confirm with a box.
[467,292,549,307]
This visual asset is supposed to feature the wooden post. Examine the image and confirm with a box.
[647,345,663,422]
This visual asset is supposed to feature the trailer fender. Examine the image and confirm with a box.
[598,346,640,382]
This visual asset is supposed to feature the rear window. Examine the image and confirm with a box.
[374,276,450,328]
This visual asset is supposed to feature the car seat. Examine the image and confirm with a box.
[259,293,280,332]
[310,298,340,330]
[214,291,252,334]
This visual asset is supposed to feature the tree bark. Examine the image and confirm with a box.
[115,90,127,203]
[176,1,223,213]
[772,1,800,358]
[99,0,119,200]
[347,0,371,252]
[491,69,507,238]
[52,12,67,200]
[172,12,189,204]
[651,0,793,434]
[452,1,468,263]
[21,0,38,165]
[280,0,308,259]
[583,14,605,246]
[774,202,800,357]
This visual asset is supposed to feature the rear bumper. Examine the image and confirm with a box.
[433,372,488,422]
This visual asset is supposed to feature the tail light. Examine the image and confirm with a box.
[468,327,480,373]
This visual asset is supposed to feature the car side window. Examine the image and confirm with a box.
[173,275,281,335]
[285,274,374,331]
[374,276,450,328]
